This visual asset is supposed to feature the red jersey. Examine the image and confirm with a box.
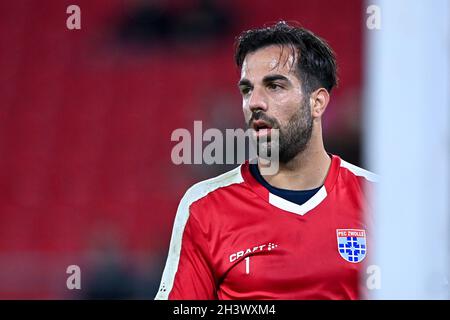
[155,155,378,300]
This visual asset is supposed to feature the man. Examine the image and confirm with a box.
[155,21,377,300]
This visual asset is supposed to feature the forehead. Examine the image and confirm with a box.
[240,45,298,80]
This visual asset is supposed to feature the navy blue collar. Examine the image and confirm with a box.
[249,163,322,206]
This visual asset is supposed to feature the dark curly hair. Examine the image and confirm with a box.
[235,21,338,95]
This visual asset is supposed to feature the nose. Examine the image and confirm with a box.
[247,87,268,113]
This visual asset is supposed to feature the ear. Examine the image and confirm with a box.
[310,88,330,118]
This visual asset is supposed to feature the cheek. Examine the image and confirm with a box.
[270,98,301,125]
[269,90,302,110]
[276,91,302,106]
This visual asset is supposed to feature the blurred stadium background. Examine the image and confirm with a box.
[1,0,446,299]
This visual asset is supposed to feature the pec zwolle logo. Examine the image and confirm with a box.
[336,229,367,263]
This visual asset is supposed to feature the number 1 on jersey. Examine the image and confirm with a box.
[245,256,250,274]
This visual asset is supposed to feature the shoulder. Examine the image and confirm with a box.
[338,158,379,184]
[155,167,244,300]
[177,165,245,215]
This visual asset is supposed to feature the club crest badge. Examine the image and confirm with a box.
[336,229,367,263]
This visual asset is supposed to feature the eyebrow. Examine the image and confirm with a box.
[238,78,252,87]
[238,74,291,87]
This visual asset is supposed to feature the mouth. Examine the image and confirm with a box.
[252,120,273,132]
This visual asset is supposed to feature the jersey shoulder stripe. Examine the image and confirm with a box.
[155,165,243,299]
[340,159,379,183]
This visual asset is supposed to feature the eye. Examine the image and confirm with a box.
[267,83,283,91]
[240,86,252,96]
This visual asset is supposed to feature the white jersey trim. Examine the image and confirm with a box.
[155,165,244,300]
[268,186,328,216]
[340,159,379,182]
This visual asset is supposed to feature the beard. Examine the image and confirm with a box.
[248,96,313,164]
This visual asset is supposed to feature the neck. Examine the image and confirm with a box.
[258,127,331,191]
